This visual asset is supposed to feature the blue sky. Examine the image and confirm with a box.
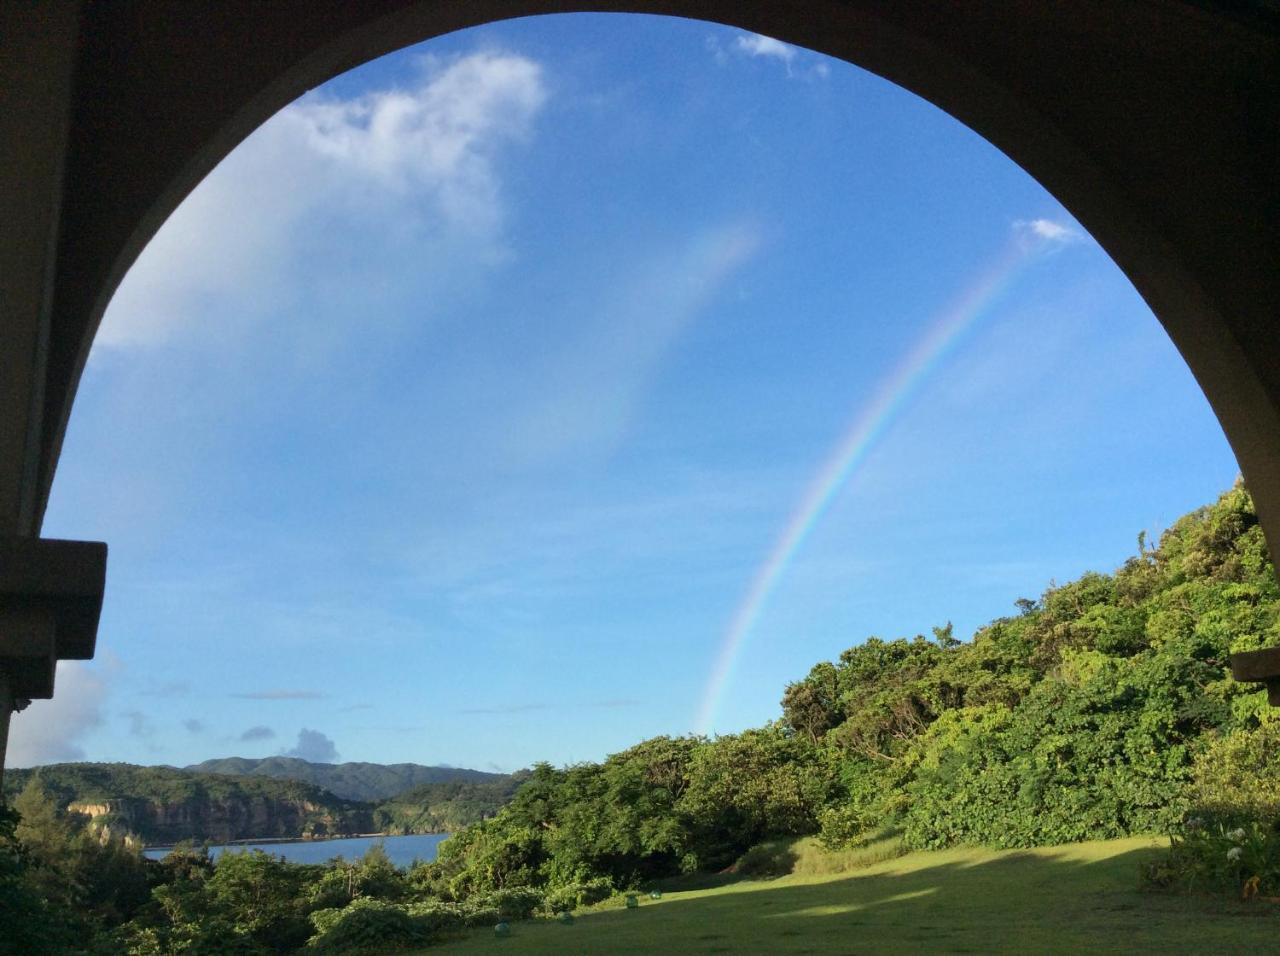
[12,14,1239,772]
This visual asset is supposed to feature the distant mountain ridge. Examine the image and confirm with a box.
[184,756,504,801]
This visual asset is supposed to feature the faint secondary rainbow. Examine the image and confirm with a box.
[694,232,1061,735]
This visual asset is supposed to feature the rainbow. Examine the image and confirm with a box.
[694,231,1064,735]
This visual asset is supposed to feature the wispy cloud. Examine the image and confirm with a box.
[123,710,155,738]
[709,32,828,79]
[337,703,374,713]
[183,718,205,734]
[500,221,763,466]
[459,699,641,715]
[459,703,552,715]
[232,689,327,700]
[7,662,107,766]
[392,464,787,640]
[735,33,796,63]
[140,680,191,698]
[1013,218,1084,247]
[240,725,276,741]
[282,728,339,763]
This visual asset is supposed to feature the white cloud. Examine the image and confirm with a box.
[231,689,327,700]
[97,51,547,349]
[735,33,797,63]
[7,661,108,766]
[282,728,340,763]
[295,52,544,228]
[1013,218,1084,247]
[709,31,827,79]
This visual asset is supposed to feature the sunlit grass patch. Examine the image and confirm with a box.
[788,832,908,876]
[763,886,938,918]
[421,837,1280,955]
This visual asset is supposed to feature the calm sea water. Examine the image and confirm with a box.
[144,832,449,868]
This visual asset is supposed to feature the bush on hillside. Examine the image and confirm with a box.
[731,839,799,877]
[307,898,433,955]
[475,887,544,920]
[403,900,466,933]
[543,877,614,912]
[1144,816,1280,899]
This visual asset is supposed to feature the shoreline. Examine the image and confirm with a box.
[143,831,447,852]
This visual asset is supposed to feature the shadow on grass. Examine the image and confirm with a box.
[433,841,1280,955]
[647,869,753,892]
[648,841,801,892]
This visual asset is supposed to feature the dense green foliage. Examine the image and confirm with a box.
[0,779,590,954]
[184,759,506,804]
[1,781,152,954]
[419,728,832,900]
[1142,715,1280,897]
[371,775,526,835]
[801,481,1276,851]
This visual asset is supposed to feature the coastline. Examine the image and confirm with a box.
[143,830,448,852]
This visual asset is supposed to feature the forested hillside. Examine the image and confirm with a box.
[428,481,1280,893]
[373,775,527,835]
[185,758,505,802]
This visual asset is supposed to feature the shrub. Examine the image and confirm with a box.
[543,877,614,912]
[115,914,261,956]
[731,839,799,877]
[1191,721,1280,820]
[475,887,544,920]
[307,898,433,955]
[460,904,500,928]
[1144,814,1280,898]
[404,901,467,934]
[790,833,907,877]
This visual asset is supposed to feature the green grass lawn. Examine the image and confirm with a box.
[420,837,1279,955]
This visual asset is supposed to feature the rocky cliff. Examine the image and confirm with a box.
[6,764,374,845]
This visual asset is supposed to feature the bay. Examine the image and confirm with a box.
[143,832,449,868]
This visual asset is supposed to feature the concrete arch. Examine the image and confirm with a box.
[1,2,1278,718]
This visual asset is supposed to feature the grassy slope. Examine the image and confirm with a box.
[423,838,1278,955]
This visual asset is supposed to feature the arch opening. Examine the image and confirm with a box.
[17,11,1239,767]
